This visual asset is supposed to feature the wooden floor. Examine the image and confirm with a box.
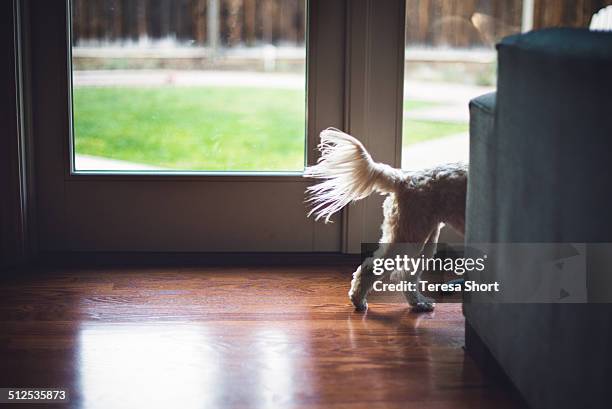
[0,266,525,409]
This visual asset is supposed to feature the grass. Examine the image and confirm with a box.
[74,86,306,171]
[403,119,468,146]
[73,86,468,171]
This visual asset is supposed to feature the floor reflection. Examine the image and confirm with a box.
[253,328,296,409]
[78,323,218,409]
[2,269,521,409]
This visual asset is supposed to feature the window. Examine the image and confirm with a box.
[401,0,607,170]
[401,0,523,169]
[71,0,307,172]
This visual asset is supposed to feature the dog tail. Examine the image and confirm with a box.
[304,128,404,222]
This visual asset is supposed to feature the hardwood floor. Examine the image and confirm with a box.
[0,266,525,409]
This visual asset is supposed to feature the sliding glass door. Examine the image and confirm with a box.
[26,0,347,252]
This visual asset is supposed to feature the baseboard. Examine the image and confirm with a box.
[32,251,361,269]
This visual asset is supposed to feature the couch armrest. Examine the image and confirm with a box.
[466,92,496,243]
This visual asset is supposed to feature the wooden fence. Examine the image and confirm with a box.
[533,0,612,29]
[406,0,612,47]
[72,0,306,46]
[73,0,612,48]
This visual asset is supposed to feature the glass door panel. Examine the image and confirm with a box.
[71,0,307,172]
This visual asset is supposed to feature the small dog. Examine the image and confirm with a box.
[305,128,467,312]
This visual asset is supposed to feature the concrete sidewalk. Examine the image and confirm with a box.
[73,70,306,90]
[402,132,469,170]
[75,154,165,171]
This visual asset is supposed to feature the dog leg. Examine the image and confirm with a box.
[399,269,436,312]
[349,257,383,311]
[403,225,441,312]
[348,243,395,311]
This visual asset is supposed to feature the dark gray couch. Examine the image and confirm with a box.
[465,28,612,409]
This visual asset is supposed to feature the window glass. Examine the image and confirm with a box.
[402,0,605,170]
[71,0,307,172]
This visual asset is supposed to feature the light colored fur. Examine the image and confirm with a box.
[305,128,467,311]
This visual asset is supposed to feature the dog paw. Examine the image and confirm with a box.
[410,301,435,312]
[353,300,368,311]
[348,291,368,311]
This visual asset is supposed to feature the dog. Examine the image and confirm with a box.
[304,128,467,312]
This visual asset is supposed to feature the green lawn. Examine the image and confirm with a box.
[74,86,306,171]
[73,86,467,171]
[403,119,468,146]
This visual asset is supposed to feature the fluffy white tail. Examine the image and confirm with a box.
[304,128,404,222]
